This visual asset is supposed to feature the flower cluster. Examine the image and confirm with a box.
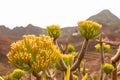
[102,63,114,74]
[7,35,61,73]
[3,69,25,80]
[67,44,75,53]
[54,53,75,70]
[11,69,25,79]
[62,54,74,66]
[46,25,61,40]
[95,43,110,53]
[77,20,102,39]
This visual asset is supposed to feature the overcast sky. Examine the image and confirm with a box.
[0,0,120,29]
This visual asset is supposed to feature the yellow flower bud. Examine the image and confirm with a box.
[95,43,110,53]
[46,24,61,40]
[62,54,74,66]
[78,20,102,39]
[102,63,114,74]
[11,69,25,79]
[67,44,75,53]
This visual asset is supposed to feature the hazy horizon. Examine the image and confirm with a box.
[0,0,120,29]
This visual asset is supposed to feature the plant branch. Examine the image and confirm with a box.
[59,59,67,71]
[111,46,120,80]
[54,39,67,71]
[99,33,105,80]
[111,46,120,63]
[71,38,89,71]
[45,68,54,80]
[32,71,43,80]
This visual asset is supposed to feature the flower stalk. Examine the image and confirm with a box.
[71,38,89,71]
[96,33,105,80]
[32,71,43,80]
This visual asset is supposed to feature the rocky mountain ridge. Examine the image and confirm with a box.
[0,9,120,58]
[0,10,120,37]
[88,9,120,27]
[0,24,46,36]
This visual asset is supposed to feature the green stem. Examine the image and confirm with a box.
[71,38,89,71]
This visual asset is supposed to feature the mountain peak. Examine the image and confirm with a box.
[88,9,120,27]
[100,9,112,14]
[26,24,34,27]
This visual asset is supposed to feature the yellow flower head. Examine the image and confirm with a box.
[102,63,114,74]
[7,35,61,73]
[78,20,102,39]
[11,69,25,79]
[46,24,61,40]
[67,44,75,53]
[54,53,75,70]
[95,43,110,53]
[62,54,74,66]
